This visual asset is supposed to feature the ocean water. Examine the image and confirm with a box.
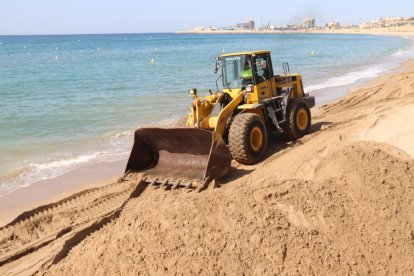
[0,33,413,196]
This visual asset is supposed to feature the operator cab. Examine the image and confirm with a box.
[221,51,274,90]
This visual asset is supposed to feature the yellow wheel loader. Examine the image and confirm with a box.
[125,50,315,189]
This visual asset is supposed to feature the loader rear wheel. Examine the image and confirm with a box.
[283,99,311,141]
[228,113,267,165]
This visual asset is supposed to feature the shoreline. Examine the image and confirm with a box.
[0,159,126,226]
[0,57,412,227]
[0,32,413,227]
[310,36,414,106]
[176,25,414,37]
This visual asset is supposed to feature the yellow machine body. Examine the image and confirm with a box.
[186,50,308,138]
[126,50,315,188]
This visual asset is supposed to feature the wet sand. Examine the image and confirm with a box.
[0,160,126,227]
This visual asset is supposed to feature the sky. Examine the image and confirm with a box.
[0,0,413,35]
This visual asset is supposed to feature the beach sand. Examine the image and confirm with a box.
[0,160,126,227]
[177,25,414,37]
[1,49,414,274]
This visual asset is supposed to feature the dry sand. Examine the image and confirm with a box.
[318,25,414,37]
[178,25,414,37]
[1,59,414,274]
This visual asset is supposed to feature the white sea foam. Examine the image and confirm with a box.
[158,115,182,127]
[33,153,98,171]
[306,44,414,94]
[391,46,414,59]
[306,66,384,93]
[108,129,134,139]
[0,117,184,197]
[0,135,132,197]
[392,49,406,57]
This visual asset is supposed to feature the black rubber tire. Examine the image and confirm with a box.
[228,113,268,165]
[283,99,311,141]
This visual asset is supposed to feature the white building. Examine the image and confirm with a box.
[326,20,341,29]
[193,26,205,32]
[237,18,255,30]
[303,18,316,29]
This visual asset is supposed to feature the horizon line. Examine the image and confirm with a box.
[0,31,179,37]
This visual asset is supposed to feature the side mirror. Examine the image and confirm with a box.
[214,57,220,74]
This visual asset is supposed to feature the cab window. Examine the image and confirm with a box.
[222,55,245,89]
[253,54,273,84]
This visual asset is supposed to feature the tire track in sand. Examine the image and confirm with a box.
[0,174,141,270]
[0,174,193,275]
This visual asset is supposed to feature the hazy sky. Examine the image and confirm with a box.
[0,0,413,35]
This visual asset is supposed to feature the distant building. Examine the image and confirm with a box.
[303,18,316,29]
[237,18,255,30]
[193,26,205,32]
[326,20,341,29]
[236,23,249,29]
[207,26,221,31]
[248,18,255,30]
[282,24,298,30]
[359,16,413,29]
[382,16,410,27]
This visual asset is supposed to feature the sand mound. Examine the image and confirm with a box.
[314,140,414,183]
[44,142,414,275]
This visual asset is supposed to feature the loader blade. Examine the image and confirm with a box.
[125,128,232,185]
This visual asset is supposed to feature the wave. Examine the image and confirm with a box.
[0,148,130,197]
[306,44,414,94]
[391,46,414,59]
[305,65,384,93]
[0,132,132,196]
[0,115,187,197]
[34,153,100,171]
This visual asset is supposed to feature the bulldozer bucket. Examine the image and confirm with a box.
[125,128,232,187]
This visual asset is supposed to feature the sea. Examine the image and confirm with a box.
[1,33,413,196]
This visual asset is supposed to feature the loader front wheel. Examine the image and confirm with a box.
[228,113,267,165]
[283,99,311,141]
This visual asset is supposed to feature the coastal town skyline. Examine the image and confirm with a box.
[1,0,414,35]
[181,16,414,33]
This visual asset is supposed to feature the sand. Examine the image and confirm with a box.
[1,57,414,274]
[177,25,414,37]
[0,160,126,227]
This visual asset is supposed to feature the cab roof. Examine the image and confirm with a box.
[221,50,271,57]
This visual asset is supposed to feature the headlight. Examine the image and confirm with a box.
[246,85,253,93]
